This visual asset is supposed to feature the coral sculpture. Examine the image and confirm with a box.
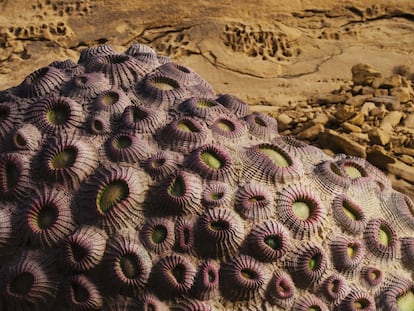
[0,43,413,311]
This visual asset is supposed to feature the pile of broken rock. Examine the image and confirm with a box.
[274,63,414,200]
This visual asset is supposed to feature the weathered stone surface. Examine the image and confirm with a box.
[351,63,382,86]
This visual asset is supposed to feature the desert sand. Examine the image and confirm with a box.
[0,0,413,198]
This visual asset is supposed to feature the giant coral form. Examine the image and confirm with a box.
[0,43,413,311]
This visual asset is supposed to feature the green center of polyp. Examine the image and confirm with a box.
[120,253,140,279]
[342,201,359,220]
[51,148,77,169]
[216,119,235,132]
[71,282,89,303]
[208,270,216,282]
[397,290,414,311]
[171,264,185,283]
[100,92,119,106]
[4,162,19,190]
[177,120,198,132]
[241,268,257,280]
[378,224,392,246]
[292,201,311,220]
[330,162,344,176]
[259,146,290,167]
[344,164,365,179]
[10,272,34,295]
[201,151,223,169]
[353,298,370,309]
[151,225,167,243]
[197,100,216,107]
[92,119,104,132]
[264,235,282,250]
[150,77,178,90]
[329,279,340,294]
[96,180,129,213]
[113,135,132,149]
[308,253,321,271]
[210,192,224,200]
[168,175,185,197]
[37,205,57,230]
[248,195,265,203]
[47,104,69,125]
[347,244,358,258]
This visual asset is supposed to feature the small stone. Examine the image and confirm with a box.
[361,123,373,132]
[404,114,414,129]
[369,96,401,111]
[319,129,366,158]
[371,77,384,89]
[360,102,376,116]
[400,154,414,165]
[297,124,324,140]
[311,112,329,125]
[351,63,382,86]
[296,116,308,123]
[352,85,363,95]
[368,128,391,146]
[277,113,293,130]
[387,159,414,184]
[317,93,349,105]
[394,146,414,157]
[335,104,355,122]
[390,87,411,103]
[342,122,362,133]
[350,132,370,143]
[388,176,414,202]
[366,146,395,170]
[370,106,388,118]
[381,75,402,89]
[349,112,365,126]
[390,134,407,147]
[380,111,403,129]
[361,86,375,95]
[345,94,372,107]
[374,89,389,97]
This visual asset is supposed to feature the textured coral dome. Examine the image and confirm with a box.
[0,43,413,311]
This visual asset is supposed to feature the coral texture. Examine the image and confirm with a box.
[0,43,413,311]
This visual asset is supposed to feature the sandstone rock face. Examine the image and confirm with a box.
[0,1,413,198]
